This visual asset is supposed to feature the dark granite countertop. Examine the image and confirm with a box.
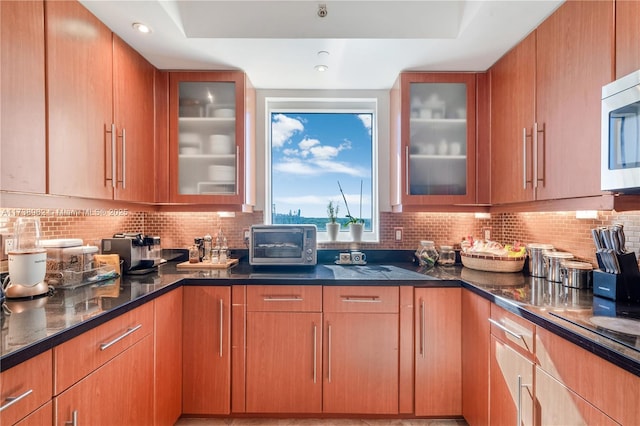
[2,249,639,378]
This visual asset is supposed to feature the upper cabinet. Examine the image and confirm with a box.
[390,73,478,210]
[615,0,640,79]
[47,0,155,202]
[0,1,46,194]
[166,72,255,208]
[490,0,614,205]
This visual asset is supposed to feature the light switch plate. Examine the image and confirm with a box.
[394,227,403,241]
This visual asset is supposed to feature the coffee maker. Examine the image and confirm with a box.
[101,233,162,274]
[2,217,50,299]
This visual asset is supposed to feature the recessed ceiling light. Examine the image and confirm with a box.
[314,64,329,72]
[132,22,151,34]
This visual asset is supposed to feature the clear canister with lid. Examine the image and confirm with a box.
[544,251,574,282]
[526,243,554,277]
[416,241,439,269]
[438,245,456,266]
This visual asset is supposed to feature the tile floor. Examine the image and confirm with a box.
[175,418,468,426]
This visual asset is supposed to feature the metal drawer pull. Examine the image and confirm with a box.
[65,409,78,426]
[327,323,332,384]
[598,286,611,292]
[219,298,224,358]
[99,324,142,351]
[263,296,303,302]
[420,299,425,358]
[488,318,524,341]
[313,323,317,384]
[341,296,381,303]
[0,389,33,412]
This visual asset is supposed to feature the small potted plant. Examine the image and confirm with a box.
[326,201,340,241]
[338,180,365,242]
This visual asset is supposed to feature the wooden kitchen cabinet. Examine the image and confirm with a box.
[46,0,156,202]
[414,287,461,416]
[322,286,399,414]
[390,73,478,209]
[0,350,52,426]
[154,288,183,426]
[615,0,640,79]
[167,71,255,208]
[54,335,154,426]
[490,0,614,204]
[245,286,322,413]
[182,286,231,415]
[0,0,46,195]
[14,401,52,426]
[461,289,490,426]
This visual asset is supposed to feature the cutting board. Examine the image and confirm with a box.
[177,258,239,270]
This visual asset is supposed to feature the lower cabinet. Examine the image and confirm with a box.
[323,286,399,414]
[14,401,52,426]
[154,288,183,425]
[182,286,231,415]
[245,286,322,413]
[414,287,462,416]
[54,335,154,425]
[489,335,534,426]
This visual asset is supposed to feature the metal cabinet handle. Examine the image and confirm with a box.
[118,128,126,189]
[235,145,239,195]
[99,324,142,351]
[105,123,116,188]
[516,375,532,426]
[65,409,78,426]
[219,298,224,358]
[420,299,425,358]
[535,122,545,188]
[340,296,381,303]
[522,128,528,189]
[405,146,410,195]
[313,323,317,384]
[263,296,303,302]
[327,323,332,384]
[488,318,524,341]
[533,122,539,189]
[0,389,33,412]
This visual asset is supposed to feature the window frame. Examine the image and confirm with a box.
[264,97,380,243]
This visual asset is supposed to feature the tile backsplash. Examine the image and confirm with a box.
[1,208,639,267]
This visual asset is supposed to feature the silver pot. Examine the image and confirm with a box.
[560,260,593,289]
[526,243,554,277]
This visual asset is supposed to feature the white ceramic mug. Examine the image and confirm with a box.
[339,253,351,264]
[350,251,366,264]
[449,142,462,156]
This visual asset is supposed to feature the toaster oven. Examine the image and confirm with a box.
[249,225,317,266]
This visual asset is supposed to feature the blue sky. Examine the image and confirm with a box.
[271,112,373,219]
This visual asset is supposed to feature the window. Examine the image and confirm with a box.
[265,98,379,242]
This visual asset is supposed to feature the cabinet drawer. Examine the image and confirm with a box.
[54,302,153,394]
[247,285,322,312]
[489,304,534,360]
[0,350,52,426]
[323,286,398,313]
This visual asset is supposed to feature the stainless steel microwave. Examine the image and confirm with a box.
[249,225,317,265]
[601,70,640,193]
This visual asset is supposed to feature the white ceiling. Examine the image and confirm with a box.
[79,0,564,90]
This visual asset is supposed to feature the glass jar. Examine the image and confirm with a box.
[438,245,456,266]
[189,245,200,263]
[416,241,439,269]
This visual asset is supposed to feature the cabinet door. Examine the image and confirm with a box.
[391,72,477,208]
[46,0,114,200]
[414,287,461,416]
[535,367,619,426]
[246,312,322,413]
[112,35,156,203]
[323,312,399,414]
[489,335,534,426]
[169,72,253,206]
[54,335,154,426]
[535,0,614,200]
[615,0,640,79]
[0,0,46,194]
[490,33,536,205]
[14,401,52,426]
[462,290,490,426]
[182,286,231,415]
[154,288,183,426]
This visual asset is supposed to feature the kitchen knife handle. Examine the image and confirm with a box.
[0,389,33,412]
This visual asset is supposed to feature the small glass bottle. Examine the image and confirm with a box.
[219,237,228,264]
[438,245,456,266]
[189,245,200,263]
[416,241,439,269]
[203,234,212,263]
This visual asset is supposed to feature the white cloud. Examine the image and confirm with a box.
[283,148,299,156]
[298,137,320,150]
[357,114,372,135]
[275,194,329,206]
[309,145,340,160]
[273,158,321,175]
[272,114,304,148]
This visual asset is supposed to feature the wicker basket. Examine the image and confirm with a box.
[460,252,525,273]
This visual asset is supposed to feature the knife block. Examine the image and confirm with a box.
[593,252,640,302]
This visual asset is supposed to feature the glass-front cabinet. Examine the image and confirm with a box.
[168,71,255,207]
[390,73,477,209]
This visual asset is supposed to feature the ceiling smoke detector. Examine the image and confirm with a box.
[317,4,328,18]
